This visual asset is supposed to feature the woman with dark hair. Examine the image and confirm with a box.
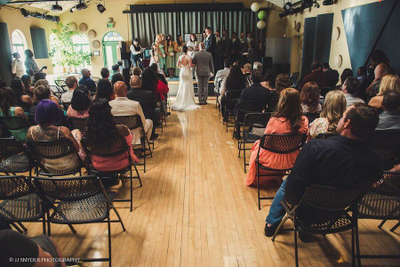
[340,68,353,85]
[10,78,33,112]
[0,87,28,141]
[365,49,390,96]
[174,34,185,76]
[141,68,159,93]
[147,65,169,101]
[67,85,91,118]
[300,82,322,114]
[275,74,290,94]
[245,88,308,186]
[261,69,277,90]
[122,68,131,90]
[86,98,139,172]
[27,99,84,172]
[111,73,124,86]
[165,35,175,77]
[24,49,39,76]
[21,74,34,98]
[95,79,114,101]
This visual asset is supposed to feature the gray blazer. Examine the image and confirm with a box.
[192,50,214,77]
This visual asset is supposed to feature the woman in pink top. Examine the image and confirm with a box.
[246,88,309,186]
[85,98,139,172]
[67,85,90,118]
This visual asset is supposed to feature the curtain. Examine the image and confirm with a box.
[130,10,266,47]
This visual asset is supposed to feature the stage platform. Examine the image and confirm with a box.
[167,78,216,97]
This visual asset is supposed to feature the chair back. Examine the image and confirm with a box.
[367,130,400,162]
[114,115,142,130]
[33,175,102,202]
[68,117,88,133]
[27,114,37,126]
[0,175,31,200]
[0,116,30,131]
[243,112,271,128]
[259,133,307,154]
[81,137,129,159]
[54,79,67,91]
[225,91,242,111]
[303,113,320,124]
[320,87,334,97]
[27,139,77,161]
[0,123,11,138]
[315,133,337,139]
[267,97,279,111]
[236,101,267,122]
[0,137,25,160]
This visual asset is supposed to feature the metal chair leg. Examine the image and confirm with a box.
[355,221,361,267]
[257,166,261,210]
[134,164,142,187]
[390,221,400,232]
[17,222,28,233]
[107,212,112,267]
[130,168,133,212]
[294,218,299,267]
[352,227,355,267]
[378,219,386,229]
[271,214,289,241]
[11,223,24,233]
[112,206,126,231]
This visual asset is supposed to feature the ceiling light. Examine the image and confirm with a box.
[323,0,338,5]
[20,8,30,18]
[70,6,75,13]
[51,2,63,12]
[283,2,292,11]
[97,3,106,13]
[76,0,87,11]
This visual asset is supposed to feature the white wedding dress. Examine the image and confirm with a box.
[172,55,201,111]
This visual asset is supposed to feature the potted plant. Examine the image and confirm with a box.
[49,23,92,73]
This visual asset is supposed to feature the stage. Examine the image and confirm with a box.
[166,78,216,97]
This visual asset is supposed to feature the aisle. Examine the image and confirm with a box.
[24,99,400,267]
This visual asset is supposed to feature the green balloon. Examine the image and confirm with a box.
[258,10,267,20]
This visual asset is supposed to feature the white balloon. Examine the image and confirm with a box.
[257,20,266,29]
[251,2,260,12]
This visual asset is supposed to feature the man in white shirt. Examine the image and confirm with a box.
[342,77,365,108]
[61,76,78,103]
[109,81,153,145]
[214,59,232,94]
[11,52,24,78]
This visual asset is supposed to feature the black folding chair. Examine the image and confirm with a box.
[267,96,279,112]
[238,112,271,173]
[356,171,400,261]
[0,175,46,234]
[114,115,153,173]
[31,175,125,267]
[0,123,11,138]
[303,113,320,124]
[367,130,400,169]
[256,133,307,210]
[315,133,338,139]
[81,137,141,212]
[68,117,88,134]
[271,184,367,267]
[223,90,242,132]
[215,79,223,109]
[234,100,267,139]
[0,116,30,140]
[27,114,37,125]
[0,138,33,176]
[27,139,86,177]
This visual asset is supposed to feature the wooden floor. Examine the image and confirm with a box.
[24,98,400,267]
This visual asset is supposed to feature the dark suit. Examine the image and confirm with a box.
[237,83,271,105]
[205,34,217,73]
[298,70,328,91]
[230,38,240,63]
[221,36,231,60]
[215,36,223,71]
[323,68,339,88]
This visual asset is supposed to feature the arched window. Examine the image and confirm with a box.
[72,33,92,71]
[49,33,61,69]
[102,31,123,69]
[11,30,28,67]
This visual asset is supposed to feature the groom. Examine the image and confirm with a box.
[192,42,214,105]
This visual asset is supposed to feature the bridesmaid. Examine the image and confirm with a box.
[158,34,166,74]
[165,35,175,77]
[174,34,185,77]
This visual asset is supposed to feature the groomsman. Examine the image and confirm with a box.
[204,26,217,74]
[230,32,240,63]
[221,30,230,63]
[215,30,223,71]
[239,32,248,65]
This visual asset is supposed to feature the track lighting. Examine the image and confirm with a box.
[20,8,59,23]
[76,0,87,11]
[323,0,338,5]
[51,2,63,12]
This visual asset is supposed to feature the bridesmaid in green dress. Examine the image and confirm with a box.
[174,35,185,77]
[157,34,166,74]
[165,35,175,77]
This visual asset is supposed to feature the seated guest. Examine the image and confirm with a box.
[243,63,252,85]
[308,90,346,138]
[79,68,96,93]
[11,78,33,111]
[214,59,232,94]
[128,76,157,119]
[0,229,66,267]
[67,85,91,119]
[109,81,153,145]
[300,82,322,114]
[298,62,327,90]
[130,67,142,89]
[369,67,396,97]
[375,90,400,131]
[340,68,353,85]
[220,65,248,117]
[34,79,61,108]
[0,87,28,141]
[261,69,277,90]
[86,98,139,172]
[369,74,400,112]
[245,88,309,186]
[29,85,65,123]
[33,72,46,84]
[253,61,262,72]
[342,77,364,108]
[95,79,115,101]
[21,74,35,98]
[264,103,383,237]
[111,64,120,80]
[357,66,367,84]
[237,70,270,104]
[152,69,169,102]
[122,68,132,90]
[322,62,339,88]
[275,73,290,95]
[101,67,110,80]
[27,99,84,172]
[149,63,168,85]
[61,76,78,103]
[111,72,124,86]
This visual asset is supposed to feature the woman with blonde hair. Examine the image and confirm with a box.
[300,81,322,114]
[245,88,309,186]
[309,90,347,139]
[368,74,400,111]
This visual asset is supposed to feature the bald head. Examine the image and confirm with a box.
[114,81,127,97]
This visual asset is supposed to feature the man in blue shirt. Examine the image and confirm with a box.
[79,68,96,94]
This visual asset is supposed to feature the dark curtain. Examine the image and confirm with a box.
[130,10,266,47]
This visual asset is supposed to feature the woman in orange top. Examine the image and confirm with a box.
[246,88,309,186]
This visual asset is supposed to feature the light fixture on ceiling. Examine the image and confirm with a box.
[51,1,63,12]
[20,8,59,23]
[20,8,30,18]
[97,3,106,13]
[283,2,292,11]
[323,0,338,5]
[76,0,87,11]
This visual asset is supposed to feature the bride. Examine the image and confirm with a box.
[172,45,201,111]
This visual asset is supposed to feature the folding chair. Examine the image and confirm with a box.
[234,100,267,139]
[0,137,33,176]
[0,116,30,141]
[68,117,88,134]
[223,90,242,132]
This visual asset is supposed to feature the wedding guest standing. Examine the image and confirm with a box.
[165,35,175,77]
[221,30,230,65]
[11,52,24,78]
[156,34,166,74]
[204,27,217,73]
[130,38,143,68]
[150,43,160,69]
[214,30,222,71]
[230,32,240,63]
[24,49,40,76]
[174,35,185,77]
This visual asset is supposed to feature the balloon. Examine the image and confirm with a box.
[258,10,267,20]
[251,2,260,12]
[257,20,266,29]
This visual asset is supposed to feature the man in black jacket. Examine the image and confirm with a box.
[322,62,339,88]
[237,69,270,105]
[264,103,384,239]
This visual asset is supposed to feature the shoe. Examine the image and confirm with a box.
[298,231,311,243]
[264,224,278,237]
